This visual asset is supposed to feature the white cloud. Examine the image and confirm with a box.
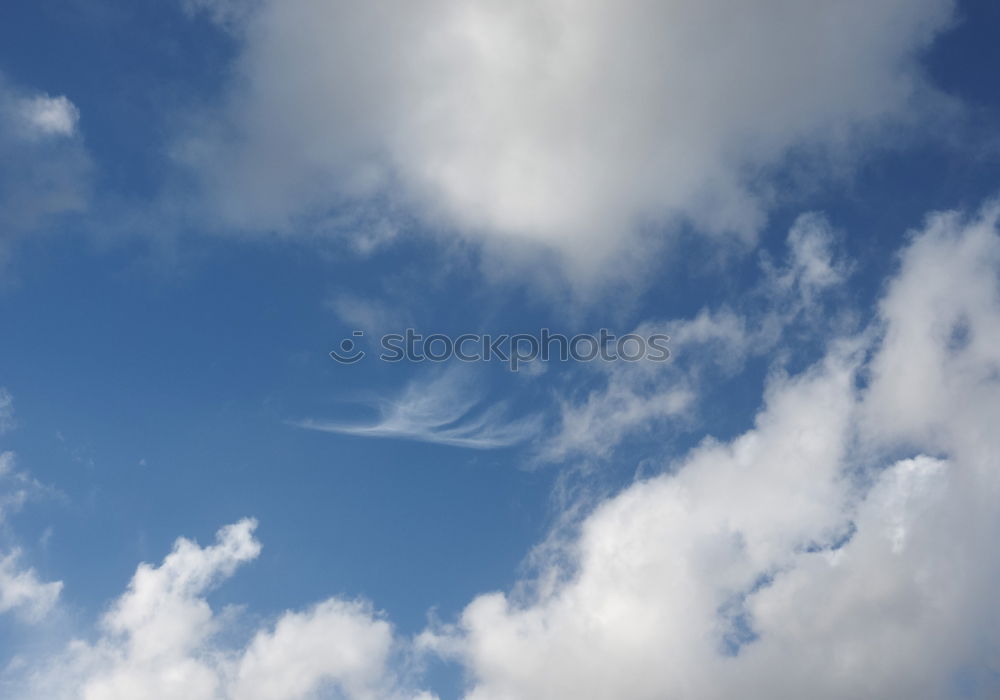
[0,395,63,624]
[862,203,1000,451]
[179,0,955,274]
[0,74,91,265]
[539,367,694,463]
[18,519,434,700]
[0,550,62,623]
[18,95,80,139]
[232,599,395,700]
[429,348,863,698]
[296,368,540,449]
[0,451,35,528]
[419,203,1000,698]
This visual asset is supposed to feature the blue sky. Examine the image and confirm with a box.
[1,1,1000,698]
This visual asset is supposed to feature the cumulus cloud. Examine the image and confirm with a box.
[0,74,91,266]
[418,203,1000,699]
[231,599,397,700]
[18,519,434,700]
[295,368,540,449]
[179,0,955,273]
[863,204,1000,449]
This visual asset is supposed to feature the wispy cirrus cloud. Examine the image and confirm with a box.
[294,369,540,449]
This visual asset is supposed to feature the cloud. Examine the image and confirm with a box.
[0,388,13,434]
[17,519,435,700]
[181,0,258,29]
[326,294,411,336]
[0,74,91,267]
[17,95,80,139]
[539,369,694,464]
[0,550,62,623]
[295,369,540,449]
[231,599,396,700]
[419,202,1000,698]
[0,395,63,623]
[862,203,1000,449]
[0,451,40,528]
[539,214,851,463]
[179,0,954,275]
[774,213,849,298]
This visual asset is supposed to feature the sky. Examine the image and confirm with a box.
[1,1,1000,698]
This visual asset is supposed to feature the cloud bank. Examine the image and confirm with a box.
[426,203,1000,699]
